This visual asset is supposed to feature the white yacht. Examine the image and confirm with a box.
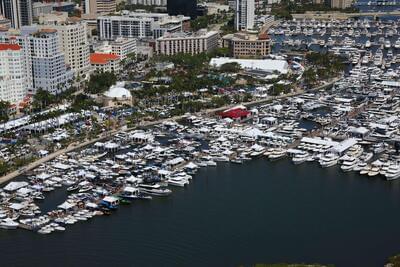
[0,218,18,230]
[384,40,391,49]
[341,157,359,172]
[167,176,189,187]
[385,165,400,181]
[365,40,371,48]
[395,39,400,49]
[319,153,339,168]
[368,166,381,177]
[268,149,286,161]
[292,151,310,165]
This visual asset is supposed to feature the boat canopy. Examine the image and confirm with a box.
[58,201,76,210]
[4,181,29,192]
[331,139,358,154]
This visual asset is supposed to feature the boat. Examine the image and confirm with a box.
[139,187,172,196]
[268,149,286,161]
[78,185,93,193]
[395,39,400,49]
[0,218,19,230]
[368,167,380,177]
[67,184,79,192]
[385,165,400,180]
[341,157,359,172]
[384,40,391,49]
[167,176,189,187]
[319,153,339,168]
[292,151,310,165]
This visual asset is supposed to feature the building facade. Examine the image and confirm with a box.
[0,43,26,103]
[0,26,34,93]
[223,32,271,58]
[90,52,121,73]
[30,29,74,94]
[129,0,167,5]
[234,0,254,31]
[97,12,189,40]
[84,0,116,15]
[0,0,33,29]
[167,0,197,19]
[330,0,353,9]
[0,15,11,28]
[38,14,90,76]
[156,29,219,55]
[94,37,137,60]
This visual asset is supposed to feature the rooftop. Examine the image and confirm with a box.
[90,53,120,65]
[0,43,21,51]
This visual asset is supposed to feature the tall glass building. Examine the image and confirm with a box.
[167,0,197,19]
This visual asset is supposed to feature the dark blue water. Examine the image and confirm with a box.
[356,0,400,12]
[2,159,400,266]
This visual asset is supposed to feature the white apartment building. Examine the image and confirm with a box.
[0,26,34,93]
[38,14,90,76]
[0,43,27,104]
[84,0,116,15]
[129,0,167,5]
[98,15,153,40]
[235,0,255,31]
[97,11,190,40]
[330,0,353,9]
[90,52,121,73]
[156,29,219,56]
[95,37,137,59]
[30,29,74,94]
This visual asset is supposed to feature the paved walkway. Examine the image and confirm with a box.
[0,76,341,185]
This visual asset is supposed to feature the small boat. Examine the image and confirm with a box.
[139,188,172,196]
[268,149,286,161]
[0,218,18,230]
[78,185,93,193]
[67,184,79,192]
[368,167,380,177]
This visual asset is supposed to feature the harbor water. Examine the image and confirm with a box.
[2,159,400,266]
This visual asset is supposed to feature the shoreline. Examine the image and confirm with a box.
[0,76,341,185]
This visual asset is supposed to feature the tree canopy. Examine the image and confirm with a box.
[85,71,117,94]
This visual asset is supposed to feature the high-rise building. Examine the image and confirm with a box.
[234,0,255,31]
[222,32,271,58]
[330,0,352,9]
[0,0,33,29]
[94,38,137,60]
[155,29,219,56]
[29,29,74,94]
[38,13,90,76]
[167,0,197,19]
[0,43,27,104]
[129,0,167,5]
[97,11,190,40]
[0,26,34,93]
[83,0,116,15]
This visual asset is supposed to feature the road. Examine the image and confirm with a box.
[0,76,341,185]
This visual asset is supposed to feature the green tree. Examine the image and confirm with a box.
[0,100,10,123]
[32,89,55,111]
[85,71,117,94]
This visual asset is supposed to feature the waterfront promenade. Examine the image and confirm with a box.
[0,77,341,185]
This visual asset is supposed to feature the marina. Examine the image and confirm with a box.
[3,66,400,235]
[3,1,400,265]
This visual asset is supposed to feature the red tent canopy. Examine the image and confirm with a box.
[219,108,250,119]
